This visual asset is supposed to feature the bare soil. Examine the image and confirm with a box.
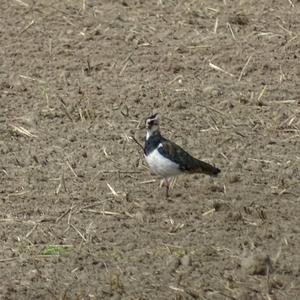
[0,1,300,299]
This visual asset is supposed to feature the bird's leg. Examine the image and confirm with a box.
[160,179,165,188]
[165,178,171,199]
[160,178,171,198]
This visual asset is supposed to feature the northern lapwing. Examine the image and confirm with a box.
[144,113,220,198]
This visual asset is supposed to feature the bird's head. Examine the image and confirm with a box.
[145,113,160,138]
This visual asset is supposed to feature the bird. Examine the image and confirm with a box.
[144,113,220,198]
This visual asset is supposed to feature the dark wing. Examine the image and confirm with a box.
[159,139,220,176]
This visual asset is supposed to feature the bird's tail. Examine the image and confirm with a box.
[190,160,221,177]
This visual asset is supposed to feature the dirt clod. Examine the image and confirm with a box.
[166,255,180,273]
[241,253,272,275]
[180,255,192,267]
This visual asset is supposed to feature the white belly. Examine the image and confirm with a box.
[145,146,182,178]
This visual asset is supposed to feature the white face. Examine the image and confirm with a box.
[145,114,160,138]
[145,114,160,130]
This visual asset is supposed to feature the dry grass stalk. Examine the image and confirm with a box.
[99,170,142,174]
[0,257,19,263]
[67,203,76,225]
[56,208,72,223]
[82,209,120,216]
[209,61,235,77]
[199,128,214,132]
[217,290,237,300]
[19,20,35,34]
[278,189,287,196]
[220,152,229,161]
[9,124,37,138]
[106,182,118,196]
[169,286,185,293]
[213,17,219,34]
[256,32,280,38]
[19,74,46,84]
[238,55,253,81]
[207,114,219,131]
[122,132,131,143]
[0,218,36,224]
[279,66,286,83]
[14,0,29,7]
[280,134,299,142]
[62,16,75,27]
[287,117,296,126]
[167,75,183,86]
[248,158,272,164]
[266,293,272,300]
[139,179,156,184]
[102,147,109,157]
[66,160,78,177]
[124,211,136,218]
[70,224,87,242]
[198,106,225,127]
[202,208,216,216]
[102,146,119,164]
[79,202,108,210]
[119,60,130,76]
[55,204,75,224]
[277,22,294,36]
[279,115,296,128]
[174,88,188,93]
[78,108,84,121]
[243,218,258,226]
[8,190,29,198]
[119,53,133,76]
[25,223,38,238]
[227,22,236,40]
[58,96,74,122]
[55,172,67,195]
[272,99,297,104]
[257,85,267,104]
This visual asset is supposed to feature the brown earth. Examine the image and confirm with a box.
[0,0,300,299]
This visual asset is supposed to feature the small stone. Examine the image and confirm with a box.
[76,171,85,178]
[166,255,180,272]
[228,13,249,26]
[111,294,121,300]
[180,255,192,267]
[228,174,241,183]
[226,211,243,222]
[123,242,136,252]
[213,201,229,211]
[0,142,10,155]
[209,185,224,193]
[241,253,272,275]
[18,111,39,127]
[68,135,77,142]
[202,86,222,97]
